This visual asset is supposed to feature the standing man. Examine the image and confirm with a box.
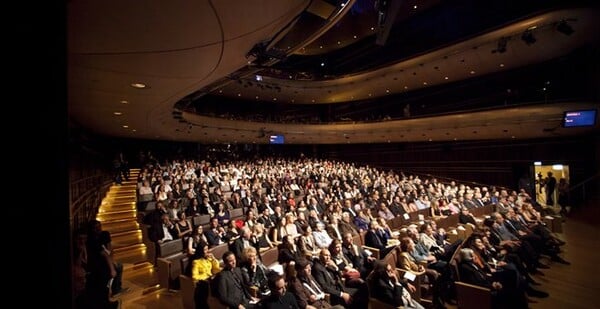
[545,172,557,206]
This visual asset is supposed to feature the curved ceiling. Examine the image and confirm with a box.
[67,0,600,144]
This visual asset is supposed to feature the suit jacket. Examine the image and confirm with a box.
[289,277,331,309]
[372,276,406,307]
[311,260,344,299]
[215,267,252,308]
[458,261,492,289]
[338,220,359,238]
[229,236,260,261]
[205,228,225,247]
[342,243,371,276]
[398,252,420,272]
[364,229,386,250]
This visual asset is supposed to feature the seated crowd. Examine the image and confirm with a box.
[81,156,568,309]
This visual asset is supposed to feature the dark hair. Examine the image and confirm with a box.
[222,250,235,262]
[267,272,285,292]
[193,242,208,260]
[373,260,389,279]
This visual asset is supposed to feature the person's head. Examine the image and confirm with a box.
[241,226,252,239]
[319,248,332,263]
[373,260,394,280]
[223,251,237,269]
[252,223,264,235]
[177,210,186,221]
[295,258,312,278]
[267,273,287,297]
[471,237,485,251]
[459,248,474,262]
[400,237,414,252]
[343,232,354,246]
[316,222,325,231]
[329,239,343,255]
[243,246,258,265]
[341,212,351,223]
[193,242,209,260]
[210,217,220,228]
[369,220,379,231]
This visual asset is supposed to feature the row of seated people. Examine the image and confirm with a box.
[446,207,568,309]
[186,238,427,309]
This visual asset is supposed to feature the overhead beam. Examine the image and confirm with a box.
[376,0,403,46]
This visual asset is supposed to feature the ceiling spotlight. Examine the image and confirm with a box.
[493,37,508,53]
[521,30,536,45]
[556,20,574,36]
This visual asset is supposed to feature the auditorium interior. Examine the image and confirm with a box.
[66,1,599,308]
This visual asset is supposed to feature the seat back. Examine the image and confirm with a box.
[455,281,492,309]
[261,246,279,268]
[210,243,229,263]
[159,239,184,258]
[193,215,211,228]
[230,208,244,220]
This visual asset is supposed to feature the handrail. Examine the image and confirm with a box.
[568,173,599,192]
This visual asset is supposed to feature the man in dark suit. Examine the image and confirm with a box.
[215,251,260,309]
[229,226,260,261]
[312,249,367,308]
[342,232,375,278]
[364,220,393,257]
[205,217,227,247]
[458,248,527,309]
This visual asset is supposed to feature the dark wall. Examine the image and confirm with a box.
[321,133,600,190]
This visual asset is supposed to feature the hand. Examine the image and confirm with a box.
[341,292,351,303]
[309,294,317,302]
[418,265,425,272]
[492,282,502,290]
[238,305,246,309]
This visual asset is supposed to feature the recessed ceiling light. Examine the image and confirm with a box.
[368,93,372,97]
[499,63,505,67]
[404,86,408,89]
[130,83,146,89]
[370,27,375,31]
[120,100,129,104]
[423,82,428,85]
[291,99,295,103]
[386,89,390,93]
[132,129,136,132]
[311,99,315,103]
[237,93,241,97]
[337,41,341,45]
[444,76,449,80]
[273,98,277,101]
[353,35,357,39]
[113,111,122,116]
[413,5,418,9]
[319,46,323,49]
[470,70,476,74]
[122,125,129,128]
[219,89,223,93]
[255,96,259,99]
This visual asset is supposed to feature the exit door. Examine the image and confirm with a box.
[533,164,569,208]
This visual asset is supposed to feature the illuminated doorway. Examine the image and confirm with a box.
[533,163,569,208]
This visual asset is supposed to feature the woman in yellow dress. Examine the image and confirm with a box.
[190,242,221,309]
